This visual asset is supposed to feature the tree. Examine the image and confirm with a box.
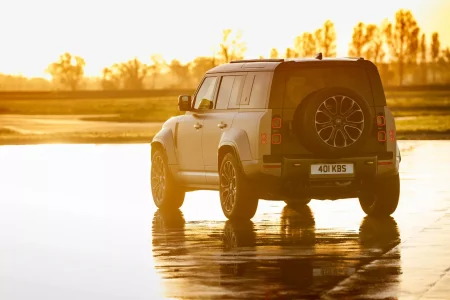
[443,47,450,63]
[441,47,450,83]
[294,32,317,57]
[218,29,247,63]
[285,48,296,58]
[384,9,420,85]
[46,52,86,91]
[420,33,427,63]
[315,20,337,57]
[169,59,191,88]
[114,58,149,90]
[364,24,385,64]
[419,33,427,84]
[190,56,218,84]
[348,22,367,57]
[101,67,121,90]
[431,32,441,82]
[270,48,279,59]
[149,54,166,89]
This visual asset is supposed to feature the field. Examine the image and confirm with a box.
[0,89,449,144]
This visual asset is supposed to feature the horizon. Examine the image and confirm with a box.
[1,0,450,78]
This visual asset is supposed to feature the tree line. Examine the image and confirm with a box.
[2,9,450,91]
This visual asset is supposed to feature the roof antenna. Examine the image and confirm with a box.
[315,52,323,60]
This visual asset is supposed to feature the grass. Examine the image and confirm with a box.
[1,90,449,143]
[0,96,181,121]
[0,129,156,145]
[395,115,450,132]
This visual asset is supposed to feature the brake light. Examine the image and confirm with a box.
[377,131,386,142]
[376,113,386,143]
[272,117,282,129]
[376,116,386,126]
[271,116,282,145]
[272,134,282,144]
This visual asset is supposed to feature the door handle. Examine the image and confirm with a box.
[217,122,227,129]
[194,123,202,129]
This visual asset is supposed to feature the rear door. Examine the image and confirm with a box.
[278,64,382,156]
[201,74,245,185]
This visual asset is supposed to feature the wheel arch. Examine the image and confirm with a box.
[151,127,177,165]
[218,128,253,171]
[218,145,239,172]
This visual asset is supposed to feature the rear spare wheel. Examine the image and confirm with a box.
[292,87,373,156]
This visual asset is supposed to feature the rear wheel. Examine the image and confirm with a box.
[151,149,185,210]
[219,153,259,220]
[359,174,400,217]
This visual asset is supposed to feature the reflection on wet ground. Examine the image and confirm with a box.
[1,141,450,299]
[152,208,401,299]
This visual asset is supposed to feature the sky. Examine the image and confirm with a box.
[0,0,449,78]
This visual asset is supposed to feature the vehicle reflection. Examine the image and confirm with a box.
[151,206,401,299]
[152,209,187,258]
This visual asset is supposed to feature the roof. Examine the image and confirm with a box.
[206,56,365,74]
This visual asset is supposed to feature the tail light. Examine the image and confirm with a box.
[271,115,282,144]
[272,117,282,129]
[376,115,386,126]
[376,113,386,143]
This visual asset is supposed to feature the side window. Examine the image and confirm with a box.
[249,73,270,106]
[229,76,245,108]
[193,77,218,110]
[239,74,255,105]
[215,76,235,109]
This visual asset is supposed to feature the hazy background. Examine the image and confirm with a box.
[0,0,449,143]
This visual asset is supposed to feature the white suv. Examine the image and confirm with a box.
[151,55,401,220]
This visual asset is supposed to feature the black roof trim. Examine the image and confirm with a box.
[230,59,285,63]
[344,56,365,61]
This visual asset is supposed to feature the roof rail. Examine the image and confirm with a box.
[344,56,365,61]
[230,58,284,63]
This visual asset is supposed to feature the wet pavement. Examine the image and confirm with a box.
[0,141,449,299]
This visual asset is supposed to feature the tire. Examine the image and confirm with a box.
[151,149,185,210]
[359,174,400,217]
[292,87,373,156]
[219,153,259,220]
[284,197,311,207]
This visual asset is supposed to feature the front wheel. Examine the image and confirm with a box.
[151,149,185,210]
[219,153,259,220]
[359,174,400,217]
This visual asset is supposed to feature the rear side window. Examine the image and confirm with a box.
[283,66,373,109]
[249,73,271,105]
[216,76,234,109]
[229,76,245,108]
[239,72,272,108]
[216,75,246,109]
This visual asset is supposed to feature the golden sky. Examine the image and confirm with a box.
[0,0,449,78]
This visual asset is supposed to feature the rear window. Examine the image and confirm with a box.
[283,66,374,109]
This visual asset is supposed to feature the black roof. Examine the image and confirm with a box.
[206,56,365,74]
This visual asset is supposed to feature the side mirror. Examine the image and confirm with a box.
[178,95,192,112]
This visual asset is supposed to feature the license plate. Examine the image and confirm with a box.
[310,163,354,175]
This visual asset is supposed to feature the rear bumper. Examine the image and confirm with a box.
[251,155,398,200]
[281,156,378,179]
